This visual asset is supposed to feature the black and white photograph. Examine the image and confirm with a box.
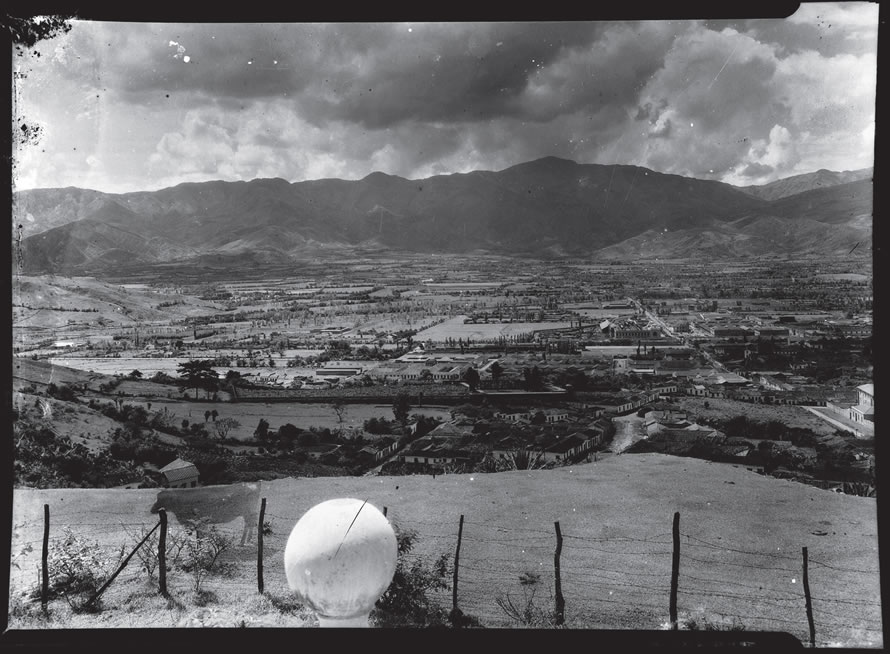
[6,3,880,646]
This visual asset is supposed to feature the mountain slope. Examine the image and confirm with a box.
[734,167,873,201]
[14,158,871,274]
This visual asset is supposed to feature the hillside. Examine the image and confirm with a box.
[735,168,873,201]
[12,275,227,331]
[14,158,871,275]
[8,455,881,645]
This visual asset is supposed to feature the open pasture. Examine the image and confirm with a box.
[416,316,573,342]
[8,454,881,643]
[127,400,454,439]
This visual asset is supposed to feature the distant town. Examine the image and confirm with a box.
[12,254,874,495]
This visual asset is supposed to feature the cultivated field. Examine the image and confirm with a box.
[8,453,881,645]
[124,400,454,440]
[416,316,573,342]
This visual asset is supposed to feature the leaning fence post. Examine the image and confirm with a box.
[670,511,680,630]
[88,521,160,608]
[803,547,816,647]
[257,498,266,594]
[554,521,565,625]
[158,509,167,596]
[41,504,49,612]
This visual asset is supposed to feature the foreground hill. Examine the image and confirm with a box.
[8,454,880,645]
[14,158,872,275]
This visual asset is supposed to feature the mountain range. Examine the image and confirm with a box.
[13,157,873,275]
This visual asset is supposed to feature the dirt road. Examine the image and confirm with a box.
[610,413,647,452]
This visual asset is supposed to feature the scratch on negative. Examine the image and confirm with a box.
[332,499,368,559]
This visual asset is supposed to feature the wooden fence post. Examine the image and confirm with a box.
[41,504,49,612]
[803,547,816,647]
[158,509,167,596]
[87,521,160,608]
[451,514,464,623]
[554,521,565,625]
[257,498,266,594]
[670,511,680,630]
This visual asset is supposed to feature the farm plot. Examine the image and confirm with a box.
[416,316,573,342]
[127,401,454,440]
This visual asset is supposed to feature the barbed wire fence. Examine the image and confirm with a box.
[9,498,883,646]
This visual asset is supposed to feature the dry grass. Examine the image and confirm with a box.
[676,397,840,436]
[8,454,881,645]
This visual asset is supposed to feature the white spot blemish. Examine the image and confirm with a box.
[792,578,796,583]
[690,122,694,127]
[182,55,190,63]
[408,27,412,32]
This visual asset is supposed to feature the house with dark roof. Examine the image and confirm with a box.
[540,433,595,463]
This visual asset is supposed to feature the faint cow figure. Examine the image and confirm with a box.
[150,482,261,545]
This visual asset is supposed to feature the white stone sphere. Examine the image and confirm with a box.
[284,498,397,622]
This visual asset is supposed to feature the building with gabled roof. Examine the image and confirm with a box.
[159,458,199,489]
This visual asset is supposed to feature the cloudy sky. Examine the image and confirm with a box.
[11,3,878,194]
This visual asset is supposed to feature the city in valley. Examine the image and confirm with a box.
[11,252,878,639]
[12,254,875,492]
[8,12,879,645]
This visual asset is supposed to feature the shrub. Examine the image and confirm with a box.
[127,523,188,581]
[495,569,559,627]
[177,521,236,593]
[370,526,453,628]
[39,528,124,612]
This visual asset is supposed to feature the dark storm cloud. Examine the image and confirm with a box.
[295,22,605,129]
[15,8,877,193]
[63,21,607,122]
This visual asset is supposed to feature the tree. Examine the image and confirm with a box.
[177,360,219,400]
[224,370,243,400]
[522,366,543,391]
[463,367,480,392]
[331,400,348,436]
[393,391,411,426]
[489,360,504,386]
[213,417,240,440]
[254,418,270,443]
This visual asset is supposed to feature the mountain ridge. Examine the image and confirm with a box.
[14,158,873,274]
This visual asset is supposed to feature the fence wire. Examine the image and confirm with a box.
[9,498,882,647]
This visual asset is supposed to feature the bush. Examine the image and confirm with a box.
[177,521,236,593]
[127,523,188,581]
[495,569,559,627]
[39,528,124,612]
[370,526,453,628]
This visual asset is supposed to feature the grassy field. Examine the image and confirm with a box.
[675,397,842,437]
[7,454,881,644]
[125,400,454,439]
[416,316,573,342]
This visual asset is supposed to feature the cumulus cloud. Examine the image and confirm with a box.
[13,8,878,193]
